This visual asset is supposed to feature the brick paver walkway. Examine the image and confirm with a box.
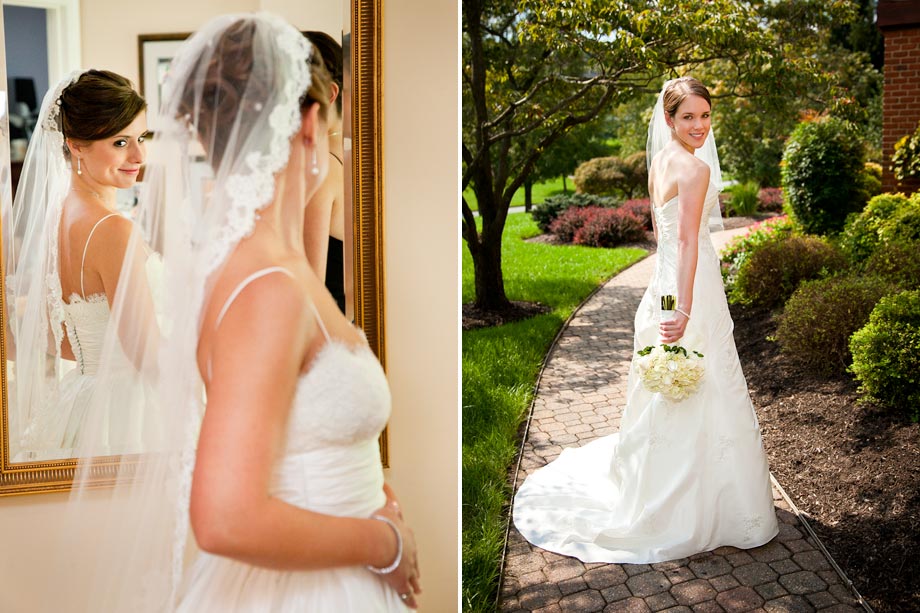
[500,228,863,613]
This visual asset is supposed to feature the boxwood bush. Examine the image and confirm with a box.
[849,290,920,421]
[775,274,891,375]
[863,240,920,289]
[781,117,868,235]
[838,193,910,263]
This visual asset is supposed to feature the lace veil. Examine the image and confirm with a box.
[42,13,315,611]
[3,70,84,460]
[646,78,724,231]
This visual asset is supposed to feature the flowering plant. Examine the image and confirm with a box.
[635,343,705,402]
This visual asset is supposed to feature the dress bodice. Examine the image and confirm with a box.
[270,339,392,518]
[62,293,110,375]
[652,182,720,295]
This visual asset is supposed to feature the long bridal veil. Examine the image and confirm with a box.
[44,14,315,612]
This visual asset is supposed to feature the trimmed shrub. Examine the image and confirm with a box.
[574,152,648,199]
[849,290,920,421]
[758,187,784,213]
[531,193,619,233]
[891,122,920,182]
[878,199,920,244]
[864,241,920,289]
[775,274,891,375]
[781,117,868,235]
[731,235,847,308]
[620,198,653,231]
[573,208,647,247]
[720,215,795,289]
[838,193,910,263]
[574,157,626,196]
[548,205,599,243]
[726,181,760,217]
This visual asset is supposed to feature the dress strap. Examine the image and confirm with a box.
[214,266,295,329]
[208,266,315,381]
[307,301,332,343]
[80,213,120,299]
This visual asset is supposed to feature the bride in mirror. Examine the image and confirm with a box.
[4,70,157,461]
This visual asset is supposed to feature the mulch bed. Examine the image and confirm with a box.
[462,300,552,330]
[731,303,920,613]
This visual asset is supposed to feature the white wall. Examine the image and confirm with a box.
[0,0,459,611]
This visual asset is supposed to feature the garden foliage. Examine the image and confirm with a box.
[732,235,846,308]
[849,290,920,421]
[775,274,890,375]
[781,117,868,235]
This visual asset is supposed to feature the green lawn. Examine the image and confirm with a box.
[462,176,571,211]
[462,213,646,612]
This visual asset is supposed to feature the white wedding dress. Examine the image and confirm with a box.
[17,213,148,460]
[513,183,779,563]
[177,267,409,612]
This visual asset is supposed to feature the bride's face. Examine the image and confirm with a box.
[78,111,148,189]
[668,95,711,150]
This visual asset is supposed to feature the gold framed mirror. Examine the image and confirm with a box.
[0,0,385,496]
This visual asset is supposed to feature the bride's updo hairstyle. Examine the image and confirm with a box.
[59,69,146,156]
[176,18,332,170]
[662,77,711,118]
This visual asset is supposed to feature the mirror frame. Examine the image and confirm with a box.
[0,0,385,495]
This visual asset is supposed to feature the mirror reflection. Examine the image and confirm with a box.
[1,3,351,463]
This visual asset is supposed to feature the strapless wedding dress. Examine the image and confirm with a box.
[177,268,409,612]
[513,183,779,563]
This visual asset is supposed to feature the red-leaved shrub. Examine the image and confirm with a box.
[549,206,602,242]
[573,208,647,247]
[620,198,653,231]
[758,187,784,213]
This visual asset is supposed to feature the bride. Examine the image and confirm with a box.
[512,77,779,563]
[4,69,156,461]
[56,13,420,612]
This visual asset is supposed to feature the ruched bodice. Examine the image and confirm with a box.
[62,293,110,375]
[271,339,392,517]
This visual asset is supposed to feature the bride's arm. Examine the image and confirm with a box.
[190,273,409,576]
[660,162,709,344]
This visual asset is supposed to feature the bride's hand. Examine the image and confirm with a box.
[371,495,422,608]
[659,311,689,344]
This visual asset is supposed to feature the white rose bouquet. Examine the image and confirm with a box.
[635,294,705,402]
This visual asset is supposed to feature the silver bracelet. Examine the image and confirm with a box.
[675,307,691,319]
[366,514,403,575]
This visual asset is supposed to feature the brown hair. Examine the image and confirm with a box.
[304,31,342,115]
[59,69,146,155]
[662,77,711,118]
[177,19,332,168]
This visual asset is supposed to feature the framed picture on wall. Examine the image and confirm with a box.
[138,33,191,132]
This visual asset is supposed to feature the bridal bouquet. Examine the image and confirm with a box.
[635,295,705,402]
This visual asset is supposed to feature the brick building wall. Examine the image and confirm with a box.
[879,1,920,193]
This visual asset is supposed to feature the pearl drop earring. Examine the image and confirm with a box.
[77,158,82,175]
[311,148,319,176]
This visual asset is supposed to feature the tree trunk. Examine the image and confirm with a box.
[472,225,511,310]
[524,179,533,212]
[562,174,568,193]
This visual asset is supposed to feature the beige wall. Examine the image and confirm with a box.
[381,0,459,610]
[79,0,342,82]
[0,1,459,611]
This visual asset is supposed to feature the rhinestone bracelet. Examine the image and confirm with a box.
[366,514,403,575]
